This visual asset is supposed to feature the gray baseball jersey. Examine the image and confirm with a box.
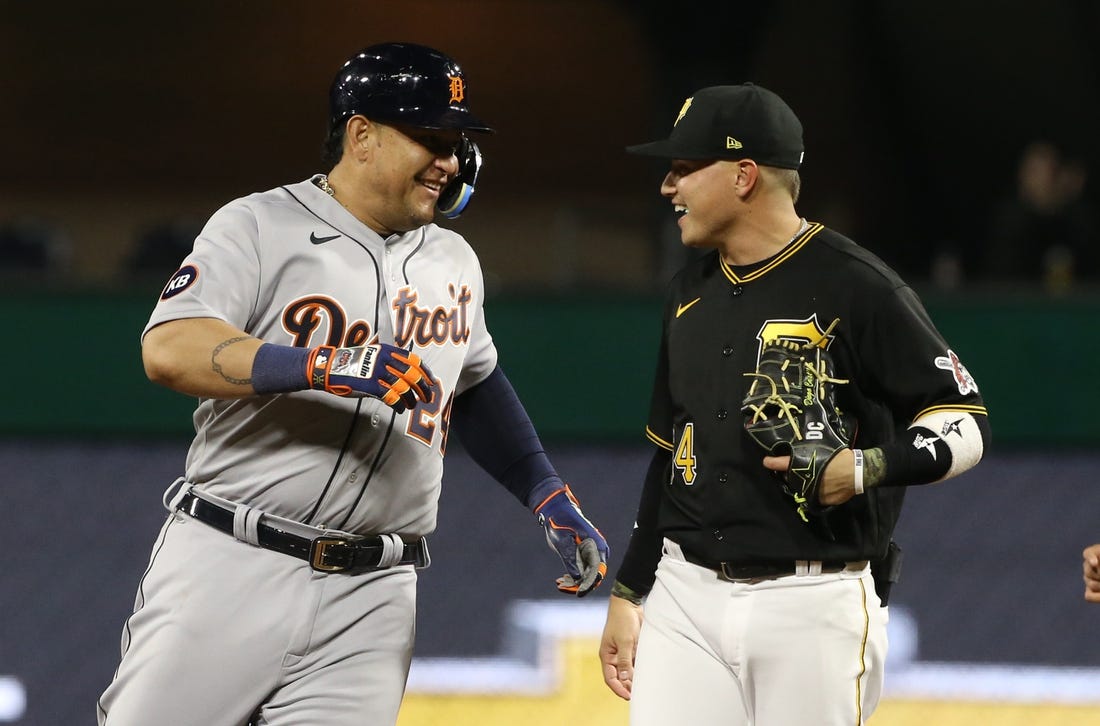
[100,177,498,725]
[144,176,498,536]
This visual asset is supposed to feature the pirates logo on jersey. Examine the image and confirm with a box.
[934,349,978,395]
[161,264,199,300]
[753,314,836,360]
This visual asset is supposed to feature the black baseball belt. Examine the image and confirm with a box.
[682,550,858,584]
[176,490,430,574]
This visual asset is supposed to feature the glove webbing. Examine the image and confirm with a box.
[743,347,848,440]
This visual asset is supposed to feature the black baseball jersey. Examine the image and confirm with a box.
[645,222,986,564]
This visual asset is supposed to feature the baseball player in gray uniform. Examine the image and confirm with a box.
[97,42,608,726]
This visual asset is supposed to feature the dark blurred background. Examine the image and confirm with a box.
[3,2,1100,724]
[3,0,1099,293]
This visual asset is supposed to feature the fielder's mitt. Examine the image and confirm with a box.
[741,333,850,521]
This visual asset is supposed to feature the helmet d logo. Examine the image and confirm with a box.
[329,43,492,132]
[448,75,465,104]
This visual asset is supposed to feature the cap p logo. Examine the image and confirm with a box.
[675,97,693,126]
[726,136,743,150]
[448,75,465,104]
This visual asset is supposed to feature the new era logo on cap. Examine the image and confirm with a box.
[627,83,804,169]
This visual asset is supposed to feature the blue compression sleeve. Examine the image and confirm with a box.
[450,365,561,510]
[251,343,311,394]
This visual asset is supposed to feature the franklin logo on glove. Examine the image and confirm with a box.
[355,346,375,377]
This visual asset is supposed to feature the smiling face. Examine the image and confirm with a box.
[366,122,463,234]
[331,117,463,236]
[660,159,745,249]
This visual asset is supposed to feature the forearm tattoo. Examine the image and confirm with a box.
[211,336,253,386]
[862,447,887,488]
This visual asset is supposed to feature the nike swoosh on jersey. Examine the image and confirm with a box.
[310,232,341,245]
[675,297,702,318]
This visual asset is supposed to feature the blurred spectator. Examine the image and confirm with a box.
[982,140,1096,292]
[929,243,964,291]
[123,218,204,278]
[0,217,70,276]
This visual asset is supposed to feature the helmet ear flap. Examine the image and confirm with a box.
[437,136,482,219]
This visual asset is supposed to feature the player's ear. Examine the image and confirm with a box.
[345,116,375,160]
[732,159,760,198]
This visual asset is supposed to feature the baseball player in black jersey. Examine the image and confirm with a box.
[598,84,990,725]
[97,42,607,726]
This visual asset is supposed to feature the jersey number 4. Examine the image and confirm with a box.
[674,423,697,485]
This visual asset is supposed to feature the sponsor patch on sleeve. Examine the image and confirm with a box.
[161,264,199,300]
[933,349,978,395]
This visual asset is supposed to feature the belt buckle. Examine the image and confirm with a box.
[717,562,783,584]
[717,563,747,583]
[309,537,351,572]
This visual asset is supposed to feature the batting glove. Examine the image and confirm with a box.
[534,484,609,597]
[307,343,438,413]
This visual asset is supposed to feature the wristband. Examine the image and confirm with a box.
[610,580,644,606]
[251,343,311,394]
[853,449,864,495]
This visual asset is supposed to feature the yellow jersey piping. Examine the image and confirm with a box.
[720,222,825,285]
[645,426,674,451]
[913,404,988,421]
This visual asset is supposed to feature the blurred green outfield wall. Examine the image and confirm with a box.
[4,289,1095,447]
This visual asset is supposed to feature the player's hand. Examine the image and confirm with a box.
[307,343,438,413]
[533,484,609,597]
[1083,545,1100,603]
[763,448,857,506]
[600,593,643,700]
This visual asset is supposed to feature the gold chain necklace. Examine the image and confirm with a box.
[316,174,335,197]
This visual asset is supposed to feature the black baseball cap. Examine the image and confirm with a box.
[627,83,804,169]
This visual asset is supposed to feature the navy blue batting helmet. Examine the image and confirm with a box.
[329,42,493,133]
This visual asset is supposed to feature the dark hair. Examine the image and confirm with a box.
[321,125,345,169]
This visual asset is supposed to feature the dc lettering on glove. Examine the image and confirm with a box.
[534,484,609,597]
[742,333,850,521]
[307,343,438,413]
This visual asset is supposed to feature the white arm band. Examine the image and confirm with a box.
[853,449,865,494]
[910,410,986,481]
